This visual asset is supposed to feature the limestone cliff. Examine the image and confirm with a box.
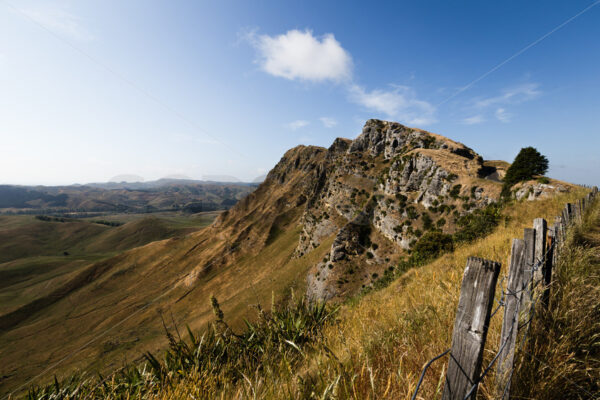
[289,120,504,301]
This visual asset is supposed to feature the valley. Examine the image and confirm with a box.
[0,211,219,318]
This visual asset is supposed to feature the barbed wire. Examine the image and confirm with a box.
[410,231,555,398]
[411,192,598,400]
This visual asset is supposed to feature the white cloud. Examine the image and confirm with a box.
[475,83,541,109]
[495,108,512,123]
[246,28,435,126]
[348,84,436,125]
[462,115,486,125]
[249,29,352,83]
[19,6,94,42]
[285,120,310,130]
[319,117,338,128]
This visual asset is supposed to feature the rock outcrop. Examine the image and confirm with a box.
[212,119,508,302]
[287,119,504,301]
[513,180,570,201]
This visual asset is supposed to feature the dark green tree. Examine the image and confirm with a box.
[502,147,549,197]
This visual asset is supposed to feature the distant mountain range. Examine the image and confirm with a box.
[0,179,258,214]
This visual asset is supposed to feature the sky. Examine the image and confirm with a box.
[0,0,599,186]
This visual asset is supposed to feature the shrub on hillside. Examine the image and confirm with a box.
[421,212,434,231]
[409,231,454,265]
[453,203,502,243]
[449,184,462,199]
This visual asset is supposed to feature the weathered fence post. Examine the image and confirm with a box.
[532,219,547,285]
[443,257,501,400]
[574,201,582,223]
[554,215,565,247]
[497,239,527,399]
[554,216,563,248]
[542,225,555,306]
[522,228,536,308]
[565,203,574,225]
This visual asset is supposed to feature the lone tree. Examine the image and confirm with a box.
[502,146,549,197]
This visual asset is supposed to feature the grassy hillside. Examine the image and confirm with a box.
[0,146,329,395]
[10,190,594,399]
[0,213,218,293]
[0,212,218,359]
[150,189,592,399]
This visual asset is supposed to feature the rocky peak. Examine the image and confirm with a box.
[264,145,326,185]
[347,119,480,161]
[293,120,507,301]
[217,119,507,302]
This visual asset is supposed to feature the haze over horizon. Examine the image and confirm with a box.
[1,0,600,186]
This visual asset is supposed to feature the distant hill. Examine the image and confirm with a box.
[108,174,145,183]
[253,174,267,183]
[201,174,242,182]
[0,211,218,331]
[0,181,257,214]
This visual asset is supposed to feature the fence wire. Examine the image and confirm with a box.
[411,193,599,400]
[410,230,556,400]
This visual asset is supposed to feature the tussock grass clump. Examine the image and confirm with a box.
[24,296,336,400]
[511,200,600,399]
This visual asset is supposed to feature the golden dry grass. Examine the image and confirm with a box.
[154,188,591,399]
[510,198,600,399]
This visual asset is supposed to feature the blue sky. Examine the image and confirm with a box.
[1,0,599,185]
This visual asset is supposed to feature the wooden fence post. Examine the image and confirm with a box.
[443,257,501,400]
[543,226,555,308]
[566,203,574,225]
[522,228,536,307]
[554,216,564,248]
[556,215,567,246]
[533,219,547,285]
[497,239,527,399]
[574,201,582,223]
